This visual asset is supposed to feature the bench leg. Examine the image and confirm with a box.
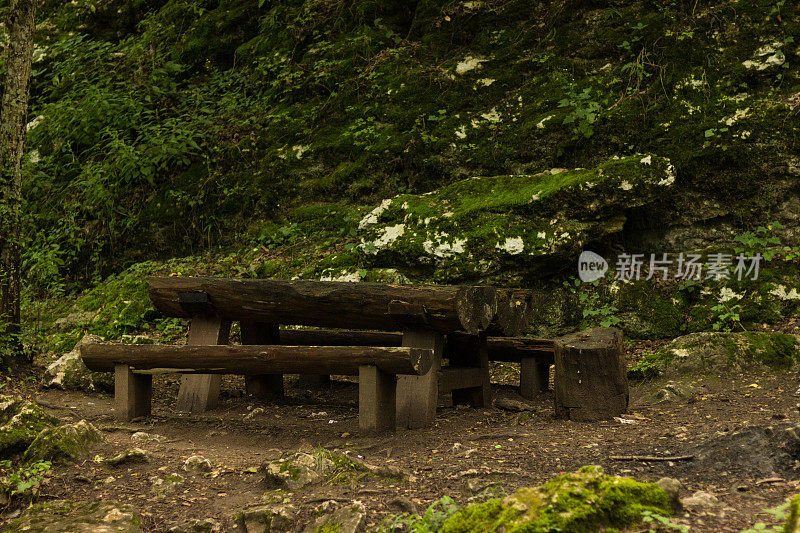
[520,358,550,399]
[176,317,231,413]
[359,365,395,432]
[450,334,492,408]
[115,365,151,421]
[396,329,443,429]
[241,321,284,399]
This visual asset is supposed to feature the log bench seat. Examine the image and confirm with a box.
[81,343,433,431]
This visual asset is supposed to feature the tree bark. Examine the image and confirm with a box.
[0,0,36,363]
[81,343,434,376]
[148,277,498,334]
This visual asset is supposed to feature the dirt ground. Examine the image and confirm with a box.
[3,356,800,532]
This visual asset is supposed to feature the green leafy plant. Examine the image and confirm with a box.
[710,302,744,332]
[379,496,460,532]
[640,510,689,532]
[558,85,601,138]
[734,222,782,261]
[741,500,791,532]
[0,460,52,500]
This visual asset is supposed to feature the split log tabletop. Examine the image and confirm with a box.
[81,276,536,433]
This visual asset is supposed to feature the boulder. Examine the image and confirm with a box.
[358,154,676,281]
[150,473,185,497]
[658,331,800,377]
[105,447,151,466]
[680,491,720,511]
[23,420,104,464]
[43,334,113,392]
[0,396,59,458]
[183,455,212,475]
[131,431,165,443]
[262,452,333,491]
[233,504,297,533]
[168,518,221,533]
[302,502,365,533]
[5,500,142,532]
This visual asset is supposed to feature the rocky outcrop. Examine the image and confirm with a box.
[0,396,59,458]
[43,334,113,392]
[358,155,676,281]
[5,500,143,532]
[657,331,800,376]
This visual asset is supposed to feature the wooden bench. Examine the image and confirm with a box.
[80,277,533,432]
[273,329,554,400]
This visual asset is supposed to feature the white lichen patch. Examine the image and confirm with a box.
[676,74,706,89]
[454,125,467,139]
[372,224,405,250]
[620,180,634,191]
[743,42,785,70]
[455,55,487,75]
[358,199,392,229]
[319,270,361,282]
[640,155,652,165]
[292,145,309,159]
[480,107,502,123]
[770,284,800,300]
[536,115,554,129]
[719,287,743,303]
[423,235,467,259]
[658,164,676,186]
[475,78,495,87]
[28,150,40,164]
[720,107,750,126]
[496,237,524,255]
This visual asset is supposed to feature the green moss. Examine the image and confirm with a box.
[783,493,800,532]
[359,154,675,282]
[440,466,673,533]
[23,420,104,464]
[0,397,59,459]
[6,500,142,532]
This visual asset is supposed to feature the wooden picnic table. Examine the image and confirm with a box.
[82,277,542,432]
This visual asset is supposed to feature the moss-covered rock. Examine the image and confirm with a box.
[439,465,674,533]
[783,493,800,533]
[0,396,59,459]
[23,420,105,464]
[358,155,676,282]
[302,502,365,533]
[263,452,333,491]
[657,331,800,376]
[5,500,143,532]
[43,334,113,392]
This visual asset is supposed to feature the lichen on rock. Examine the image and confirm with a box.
[5,500,143,532]
[43,334,113,392]
[23,420,105,464]
[656,331,799,376]
[0,396,59,459]
[358,154,676,281]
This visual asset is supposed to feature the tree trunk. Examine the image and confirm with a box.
[0,0,36,364]
[148,277,498,334]
[80,343,434,376]
[553,327,628,421]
